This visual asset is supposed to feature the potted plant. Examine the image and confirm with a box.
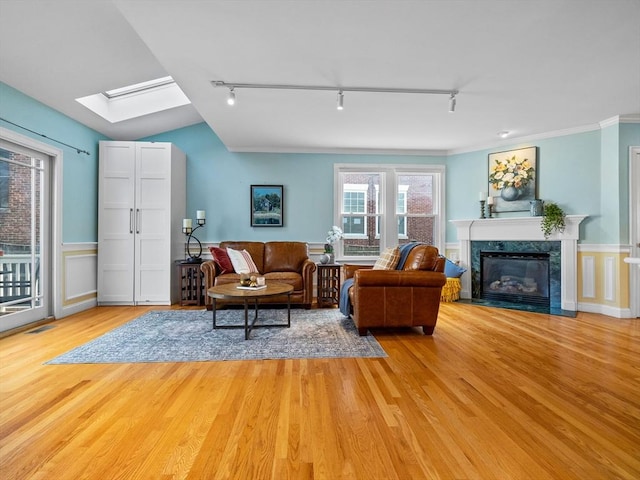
[541,202,566,238]
[321,225,343,263]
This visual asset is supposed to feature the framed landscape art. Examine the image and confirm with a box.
[251,185,283,227]
[488,146,538,213]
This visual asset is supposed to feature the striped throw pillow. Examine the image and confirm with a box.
[227,247,260,274]
[372,246,401,270]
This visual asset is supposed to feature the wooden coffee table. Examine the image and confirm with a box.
[207,282,294,340]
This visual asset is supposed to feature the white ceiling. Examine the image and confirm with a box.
[1,0,639,154]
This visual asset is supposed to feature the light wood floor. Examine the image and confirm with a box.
[0,303,639,479]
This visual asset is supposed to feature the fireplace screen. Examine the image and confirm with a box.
[480,251,550,307]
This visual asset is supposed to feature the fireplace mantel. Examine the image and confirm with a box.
[450,215,587,311]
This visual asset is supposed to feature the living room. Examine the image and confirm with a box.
[1,1,639,478]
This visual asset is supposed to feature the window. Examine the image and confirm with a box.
[342,184,368,236]
[75,76,190,123]
[0,152,9,209]
[335,164,445,260]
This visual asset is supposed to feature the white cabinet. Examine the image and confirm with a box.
[98,141,186,305]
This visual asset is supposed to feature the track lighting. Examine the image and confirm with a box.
[212,80,458,112]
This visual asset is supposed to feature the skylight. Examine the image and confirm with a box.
[76,76,190,123]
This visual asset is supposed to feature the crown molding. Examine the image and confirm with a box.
[227,145,448,156]
[600,114,640,128]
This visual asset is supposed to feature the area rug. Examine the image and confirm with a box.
[46,308,386,364]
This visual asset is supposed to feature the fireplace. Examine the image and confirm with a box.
[480,251,550,307]
[451,215,587,313]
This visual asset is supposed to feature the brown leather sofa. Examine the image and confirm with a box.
[200,241,316,309]
[343,244,446,335]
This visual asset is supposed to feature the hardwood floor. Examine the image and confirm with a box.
[1,303,638,479]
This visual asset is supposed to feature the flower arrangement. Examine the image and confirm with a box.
[324,225,343,253]
[489,154,535,190]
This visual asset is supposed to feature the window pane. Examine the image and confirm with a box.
[0,159,9,209]
[398,215,406,236]
[343,191,365,214]
[0,150,42,315]
[340,173,381,256]
[398,174,433,214]
[403,216,435,245]
[342,216,365,235]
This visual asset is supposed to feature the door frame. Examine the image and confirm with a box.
[630,146,640,318]
[0,126,62,322]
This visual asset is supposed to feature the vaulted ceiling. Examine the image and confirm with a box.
[1,0,638,154]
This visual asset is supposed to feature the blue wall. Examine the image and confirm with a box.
[142,124,446,244]
[447,131,604,242]
[0,82,107,242]
[1,81,638,246]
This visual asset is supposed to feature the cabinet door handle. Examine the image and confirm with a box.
[136,208,141,234]
[129,208,134,234]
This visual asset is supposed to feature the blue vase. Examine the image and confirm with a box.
[501,186,521,201]
[530,199,544,216]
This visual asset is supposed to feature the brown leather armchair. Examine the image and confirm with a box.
[343,245,446,335]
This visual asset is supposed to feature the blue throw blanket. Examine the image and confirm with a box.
[339,242,422,317]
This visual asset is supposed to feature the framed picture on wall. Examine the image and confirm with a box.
[488,146,538,213]
[251,185,284,227]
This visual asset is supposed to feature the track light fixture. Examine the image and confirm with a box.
[227,87,236,106]
[212,81,458,112]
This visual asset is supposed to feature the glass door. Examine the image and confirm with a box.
[0,142,49,331]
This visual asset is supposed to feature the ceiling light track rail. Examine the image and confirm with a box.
[212,81,458,96]
[0,117,91,155]
[211,81,458,111]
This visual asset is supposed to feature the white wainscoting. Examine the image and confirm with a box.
[581,256,596,298]
[60,243,97,317]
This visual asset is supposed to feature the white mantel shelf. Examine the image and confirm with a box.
[450,215,588,311]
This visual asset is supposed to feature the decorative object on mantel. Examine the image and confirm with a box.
[487,195,494,218]
[541,202,566,238]
[321,225,343,264]
[182,210,206,263]
[488,146,537,213]
[530,199,544,216]
[478,191,487,219]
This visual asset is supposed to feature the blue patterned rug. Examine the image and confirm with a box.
[46,309,386,364]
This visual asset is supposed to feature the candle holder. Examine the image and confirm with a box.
[479,200,486,219]
[487,204,493,218]
[182,212,206,263]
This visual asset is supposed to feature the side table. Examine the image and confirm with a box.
[177,261,204,306]
[316,263,341,308]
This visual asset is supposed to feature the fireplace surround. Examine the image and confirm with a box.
[451,215,587,312]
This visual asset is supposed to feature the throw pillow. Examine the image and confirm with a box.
[373,246,401,270]
[227,247,260,274]
[444,258,467,278]
[209,246,234,274]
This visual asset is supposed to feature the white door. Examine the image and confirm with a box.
[0,140,50,331]
[134,143,171,303]
[98,142,136,304]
